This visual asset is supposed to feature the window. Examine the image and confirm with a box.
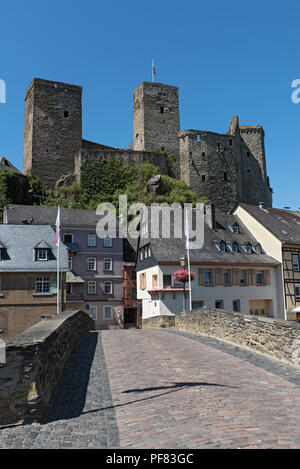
[89,305,98,320]
[87,257,96,271]
[218,241,226,253]
[204,270,213,285]
[88,234,96,247]
[152,275,158,289]
[141,222,148,236]
[224,270,231,285]
[103,305,113,320]
[192,300,204,309]
[217,143,221,150]
[104,236,112,247]
[232,242,239,253]
[87,281,96,295]
[230,223,239,234]
[68,257,72,270]
[215,300,224,309]
[140,273,146,290]
[202,175,206,181]
[63,233,73,244]
[104,258,112,271]
[224,172,228,181]
[163,275,172,287]
[293,254,300,272]
[233,300,241,312]
[295,284,300,302]
[131,270,136,280]
[243,243,252,254]
[240,270,247,286]
[64,111,69,118]
[140,249,143,261]
[229,138,233,146]
[131,288,137,298]
[197,134,201,142]
[256,271,264,285]
[37,249,48,261]
[104,281,112,294]
[36,277,50,293]
[160,106,164,114]
[144,245,151,259]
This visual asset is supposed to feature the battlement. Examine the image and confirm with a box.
[25,78,82,100]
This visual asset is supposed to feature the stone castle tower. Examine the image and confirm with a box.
[22,78,273,211]
[23,79,82,188]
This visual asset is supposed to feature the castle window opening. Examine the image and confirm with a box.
[189,151,192,158]
[217,143,221,150]
[229,138,233,146]
[202,175,206,181]
[247,151,250,157]
[202,152,205,157]
[197,134,201,142]
[160,106,164,114]
[64,111,69,118]
[136,133,139,138]
[224,172,228,181]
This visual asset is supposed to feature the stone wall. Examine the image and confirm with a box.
[142,315,175,329]
[0,310,94,425]
[175,308,300,365]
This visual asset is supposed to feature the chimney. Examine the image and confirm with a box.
[205,204,216,229]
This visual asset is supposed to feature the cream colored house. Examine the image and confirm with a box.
[136,206,281,320]
[234,204,300,320]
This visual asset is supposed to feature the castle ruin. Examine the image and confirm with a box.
[22,78,273,212]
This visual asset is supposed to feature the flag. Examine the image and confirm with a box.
[56,206,61,246]
[152,60,156,76]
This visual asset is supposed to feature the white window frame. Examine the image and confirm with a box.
[104,280,113,294]
[104,258,112,271]
[256,271,264,285]
[233,299,241,312]
[89,305,98,320]
[104,236,112,247]
[103,305,113,320]
[293,254,300,272]
[240,270,247,286]
[87,281,96,295]
[37,249,48,261]
[87,257,97,271]
[88,234,97,247]
[204,270,213,286]
[36,277,50,293]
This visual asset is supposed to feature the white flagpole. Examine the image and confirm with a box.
[185,207,192,311]
[56,206,61,315]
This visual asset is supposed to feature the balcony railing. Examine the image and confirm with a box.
[66,293,83,301]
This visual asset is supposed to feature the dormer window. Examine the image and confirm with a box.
[231,241,239,253]
[34,241,51,261]
[229,223,240,234]
[37,249,48,261]
[215,240,226,253]
[254,243,262,254]
[242,243,253,254]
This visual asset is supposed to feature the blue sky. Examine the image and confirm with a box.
[0,0,299,209]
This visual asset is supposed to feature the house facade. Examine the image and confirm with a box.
[234,203,300,320]
[0,224,69,340]
[5,205,124,329]
[136,206,282,320]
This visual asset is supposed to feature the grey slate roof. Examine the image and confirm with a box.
[0,225,69,272]
[0,157,22,175]
[5,205,102,227]
[238,204,300,244]
[136,208,279,270]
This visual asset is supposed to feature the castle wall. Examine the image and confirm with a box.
[23,79,82,189]
[74,148,169,180]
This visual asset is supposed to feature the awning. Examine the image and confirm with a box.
[291,306,300,313]
[66,271,85,284]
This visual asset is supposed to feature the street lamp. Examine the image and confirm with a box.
[180,256,188,312]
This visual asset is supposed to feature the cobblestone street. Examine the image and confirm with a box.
[2,328,300,449]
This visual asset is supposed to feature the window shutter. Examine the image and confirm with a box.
[232,269,239,285]
[198,268,204,285]
[214,268,222,286]
[247,269,255,286]
[264,270,271,285]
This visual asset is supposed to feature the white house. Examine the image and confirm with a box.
[136,206,282,320]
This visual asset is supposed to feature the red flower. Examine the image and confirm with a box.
[173,269,195,283]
